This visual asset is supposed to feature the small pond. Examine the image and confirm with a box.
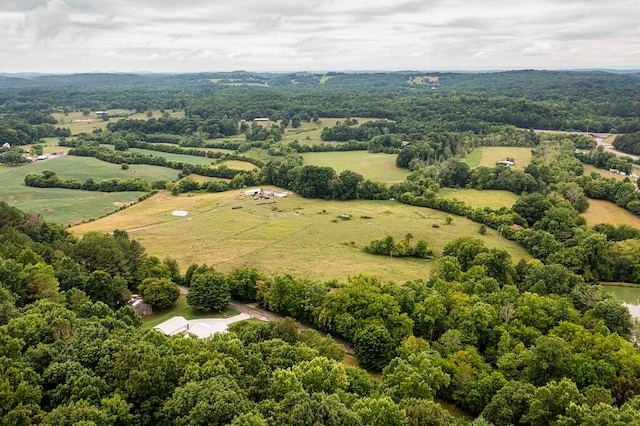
[605,284,640,320]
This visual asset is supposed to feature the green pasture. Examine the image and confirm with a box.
[462,147,533,169]
[301,151,409,183]
[70,189,530,283]
[582,198,640,228]
[52,109,185,135]
[0,156,178,225]
[438,188,520,210]
[127,148,216,166]
[212,160,260,171]
[280,117,387,146]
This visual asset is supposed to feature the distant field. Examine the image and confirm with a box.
[212,160,259,171]
[582,164,627,182]
[438,188,519,209]
[52,109,185,135]
[462,147,533,169]
[582,198,640,228]
[70,189,531,283]
[128,148,216,166]
[280,117,389,146]
[301,151,409,183]
[0,156,176,224]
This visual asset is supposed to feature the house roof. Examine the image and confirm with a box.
[188,322,228,339]
[154,316,188,336]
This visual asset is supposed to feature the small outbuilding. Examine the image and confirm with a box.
[172,210,188,217]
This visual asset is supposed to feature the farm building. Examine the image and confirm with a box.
[264,189,289,198]
[172,210,188,217]
[187,322,229,339]
[245,188,263,196]
[496,160,515,166]
[128,294,153,316]
[154,316,189,336]
[253,117,270,122]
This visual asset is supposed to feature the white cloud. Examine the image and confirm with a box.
[0,0,638,72]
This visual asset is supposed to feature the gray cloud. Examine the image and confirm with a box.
[1,0,638,72]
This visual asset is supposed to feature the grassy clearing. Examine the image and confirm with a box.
[212,160,259,171]
[127,148,216,166]
[0,155,180,224]
[70,189,530,283]
[141,294,239,328]
[52,110,185,135]
[301,151,409,183]
[582,198,640,228]
[582,164,627,182]
[462,147,533,169]
[438,188,519,210]
[279,117,389,146]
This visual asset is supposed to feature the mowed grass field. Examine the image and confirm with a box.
[438,188,519,210]
[301,151,409,183]
[462,147,533,169]
[582,198,640,228]
[70,189,530,283]
[0,156,178,225]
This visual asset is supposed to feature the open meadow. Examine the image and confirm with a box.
[438,188,519,209]
[0,155,177,224]
[582,198,640,228]
[301,151,409,183]
[280,117,388,146]
[52,109,185,135]
[462,147,533,169]
[582,164,628,182]
[70,189,530,283]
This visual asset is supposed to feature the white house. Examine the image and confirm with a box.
[187,322,229,339]
[245,188,262,196]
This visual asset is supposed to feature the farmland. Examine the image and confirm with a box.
[461,146,533,169]
[582,198,640,228]
[301,151,409,183]
[438,188,519,210]
[0,155,176,224]
[70,188,530,283]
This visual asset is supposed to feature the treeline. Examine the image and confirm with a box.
[66,140,246,179]
[612,132,640,155]
[363,234,434,259]
[0,116,70,146]
[2,201,640,424]
[24,170,151,192]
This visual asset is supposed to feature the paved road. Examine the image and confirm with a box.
[178,285,354,354]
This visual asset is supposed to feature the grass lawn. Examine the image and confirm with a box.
[70,189,530,283]
[438,188,519,209]
[280,117,391,146]
[301,151,409,183]
[582,198,640,228]
[141,294,239,328]
[462,147,533,170]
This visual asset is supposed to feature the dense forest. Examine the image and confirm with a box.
[2,70,640,424]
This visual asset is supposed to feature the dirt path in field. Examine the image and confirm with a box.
[177,285,354,353]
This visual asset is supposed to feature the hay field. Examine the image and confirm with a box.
[301,151,409,183]
[582,198,640,228]
[212,160,259,171]
[0,156,176,224]
[280,117,389,146]
[70,189,530,283]
[462,147,533,169]
[582,164,628,182]
[438,188,520,209]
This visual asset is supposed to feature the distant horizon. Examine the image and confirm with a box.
[2,67,639,77]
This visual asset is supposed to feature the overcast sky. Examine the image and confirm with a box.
[1,0,639,73]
